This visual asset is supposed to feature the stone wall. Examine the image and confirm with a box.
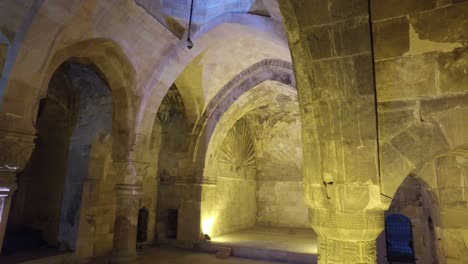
[75,133,115,257]
[424,155,468,264]
[373,2,468,262]
[201,119,257,237]
[154,85,197,242]
[247,106,308,228]
[58,63,113,250]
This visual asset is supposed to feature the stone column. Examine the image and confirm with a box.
[0,129,35,254]
[277,1,385,263]
[110,161,148,264]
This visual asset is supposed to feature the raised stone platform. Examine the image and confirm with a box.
[197,226,318,264]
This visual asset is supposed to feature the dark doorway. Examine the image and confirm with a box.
[385,214,416,263]
[137,208,149,243]
[167,209,178,239]
[3,62,113,256]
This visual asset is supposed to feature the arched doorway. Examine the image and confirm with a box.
[137,208,149,244]
[378,176,440,264]
[3,62,113,256]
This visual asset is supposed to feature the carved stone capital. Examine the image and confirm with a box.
[0,129,35,172]
[113,160,150,185]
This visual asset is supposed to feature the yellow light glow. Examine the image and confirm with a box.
[202,215,216,235]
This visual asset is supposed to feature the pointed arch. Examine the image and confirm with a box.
[37,38,136,159]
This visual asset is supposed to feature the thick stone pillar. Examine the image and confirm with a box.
[110,184,142,263]
[0,129,35,254]
[278,1,385,263]
[110,161,148,264]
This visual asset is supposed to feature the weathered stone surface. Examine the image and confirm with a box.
[390,122,451,167]
[329,0,368,22]
[340,97,377,141]
[257,182,309,228]
[379,108,418,140]
[378,100,417,111]
[380,143,416,196]
[291,0,330,26]
[373,17,410,60]
[438,48,468,94]
[375,53,438,101]
[304,26,334,60]
[443,228,468,262]
[410,2,468,44]
[349,54,375,96]
[333,17,372,56]
[436,108,468,149]
[371,0,436,21]
[343,140,378,184]
[306,54,374,100]
[421,93,468,118]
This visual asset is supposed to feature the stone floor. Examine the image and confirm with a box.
[1,247,284,264]
[136,246,286,264]
[0,227,317,264]
[211,226,318,254]
[0,248,68,264]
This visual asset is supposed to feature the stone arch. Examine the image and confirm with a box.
[149,59,294,184]
[192,59,295,174]
[203,80,297,183]
[388,175,440,221]
[199,79,301,238]
[153,60,297,241]
[380,96,468,198]
[137,13,289,146]
[36,38,136,160]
